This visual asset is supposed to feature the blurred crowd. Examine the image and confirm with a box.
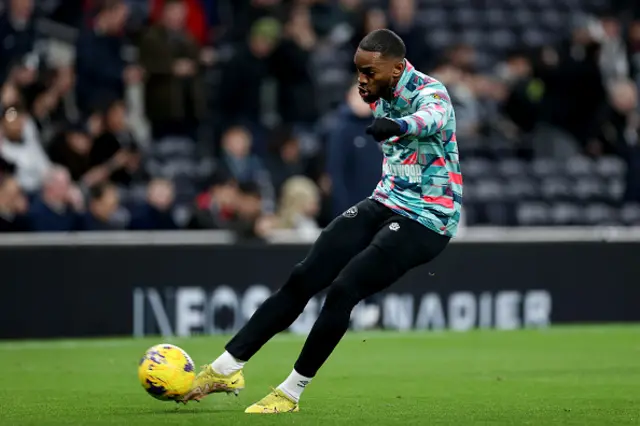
[1,0,640,238]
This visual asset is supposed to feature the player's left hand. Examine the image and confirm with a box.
[366,118,404,141]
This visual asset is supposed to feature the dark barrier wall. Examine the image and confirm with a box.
[1,242,639,339]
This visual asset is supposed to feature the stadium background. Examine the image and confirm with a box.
[1,0,640,340]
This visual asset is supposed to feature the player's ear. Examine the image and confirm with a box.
[392,60,405,78]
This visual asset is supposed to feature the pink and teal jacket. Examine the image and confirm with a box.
[369,60,463,237]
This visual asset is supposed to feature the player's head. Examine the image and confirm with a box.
[89,182,120,222]
[354,29,406,103]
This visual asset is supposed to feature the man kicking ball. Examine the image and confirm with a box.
[180,28,463,413]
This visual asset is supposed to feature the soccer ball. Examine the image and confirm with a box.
[138,343,196,401]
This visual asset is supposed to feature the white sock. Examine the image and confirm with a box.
[276,369,312,403]
[210,351,246,376]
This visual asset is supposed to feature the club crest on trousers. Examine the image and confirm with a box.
[343,206,358,218]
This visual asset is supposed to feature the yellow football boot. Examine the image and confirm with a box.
[244,388,300,414]
[180,365,245,402]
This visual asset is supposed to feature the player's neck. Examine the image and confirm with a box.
[382,59,407,102]
[383,77,401,102]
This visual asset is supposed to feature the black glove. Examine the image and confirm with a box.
[366,118,404,142]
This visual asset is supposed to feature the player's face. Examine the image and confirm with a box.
[354,49,404,103]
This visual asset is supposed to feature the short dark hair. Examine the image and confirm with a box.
[358,29,406,59]
[89,182,114,202]
[238,181,261,198]
[209,169,236,188]
[98,0,124,13]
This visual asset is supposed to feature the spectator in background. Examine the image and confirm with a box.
[594,78,638,156]
[149,0,208,46]
[628,19,640,83]
[599,12,630,87]
[217,125,274,211]
[270,4,317,125]
[594,79,640,202]
[447,43,477,73]
[86,99,144,187]
[1,81,21,106]
[139,0,206,140]
[27,166,84,231]
[264,125,306,199]
[47,105,106,184]
[222,0,286,44]
[124,0,151,36]
[275,175,320,240]
[534,19,607,157]
[129,178,178,230]
[229,181,269,241]
[351,8,386,52]
[78,182,121,230]
[217,17,281,129]
[85,105,106,139]
[0,174,28,232]
[387,0,433,71]
[29,66,76,144]
[0,103,50,194]
[0,154,16,178]
[74,0,143,112]
[325,0,362,50]
[335,0,361,25]
[326,84,381,217]
[47,121,93,182]
[498,49,543,137]
[0,0,36,83]
[49,0,85,27]
[188,171,238,230]
[430,58,480,139]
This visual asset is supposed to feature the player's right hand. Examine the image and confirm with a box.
[366,118,404,141]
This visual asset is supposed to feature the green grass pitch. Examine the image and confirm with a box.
[1,325,639,425]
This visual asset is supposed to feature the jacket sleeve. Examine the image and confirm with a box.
[138,30,173,75]
[75,34,124,84]
[394,86,452,138]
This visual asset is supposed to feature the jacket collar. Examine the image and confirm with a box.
[390,59,415,109]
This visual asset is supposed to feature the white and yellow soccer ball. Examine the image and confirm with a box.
[138,344,196,401]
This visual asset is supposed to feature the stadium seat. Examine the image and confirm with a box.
[454,8,478,26]
[566,155,595,177]
[522,29,548,46]
[540,177,572,201]
[497,158,527,177]
[505,178,539,201]
[427,30,456,49]
[151,136,197,159]
[606,178,625,203]
[485,202,515,226]
[530,158,559,178]
[619,203,640,225]
[549,202,583,225]
[416,9,448,27]
[573,177,605,201]
[595,156,626,177]
[584,203,618,225]
[489,29,516,49]
[461,203,478,225]
[516,201,551,225]
[540,9,564,28]
[483,9,507,27]
[460,30,485,46]
[475,178,505,202]
[514,9,536,26]
[460,158,494,178]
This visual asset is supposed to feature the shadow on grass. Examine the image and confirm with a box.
[111,407,240,415]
